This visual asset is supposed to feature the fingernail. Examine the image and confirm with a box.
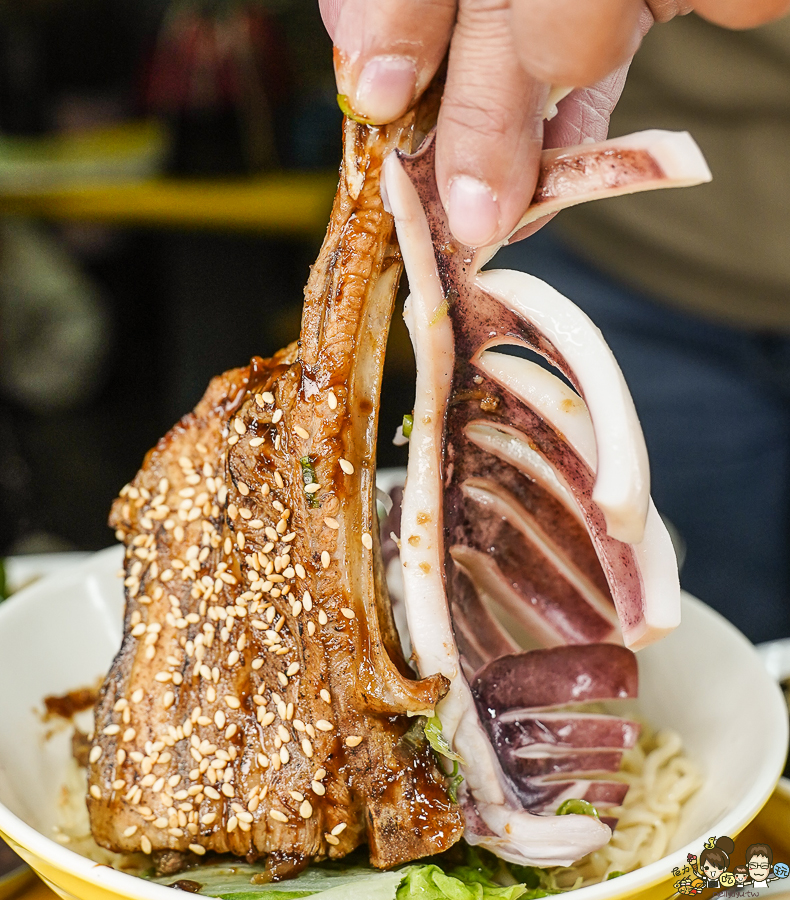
[447,176,500,247]
[354,55,416,123]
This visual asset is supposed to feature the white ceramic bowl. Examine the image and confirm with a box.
[0,546,786,900]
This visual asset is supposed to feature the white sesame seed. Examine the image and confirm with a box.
[280,747,290,764]
[318,609,328,625]
[299,800,313,819]
[204,786,221,800]
[233,418,246,435]
[294,425,309,439]
[89,746,103,764]
[90,785,102,800]
[339,458,354,475]
[215,711,226,729]
[327,392,338,410]
[123,825,138,837]
[286,662,300,676]
[345,735,363,747]
[311,780,325,795]
[270,809,289,823]
[361,532,373,550]
[272,409,283,424]
[340,608,355,619]
[221,784,235,798]
[325,833,340,846]
[316,719,334,732]
[321,551,330,569]
[262,392,275,404]
[103,724,120,736]
[163,692,175,710]
[189,844,206,856]
[304,483,321,494]
[225,696,241,709]
[141,835,152,854]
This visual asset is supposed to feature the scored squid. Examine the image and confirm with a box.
[385,130,710,865]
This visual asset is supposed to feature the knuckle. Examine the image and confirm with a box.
[441,94,513,141]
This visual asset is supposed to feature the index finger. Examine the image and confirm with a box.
[332,0,457,124]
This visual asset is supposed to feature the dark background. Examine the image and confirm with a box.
[0,0,416,553]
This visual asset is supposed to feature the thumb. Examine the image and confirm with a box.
[319,0,343,40]
[543,5,653,148]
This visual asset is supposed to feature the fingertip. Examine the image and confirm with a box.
[694,0,790,28]
[354,55,418,124]
[511,0,642,88]
[447,176,500,247]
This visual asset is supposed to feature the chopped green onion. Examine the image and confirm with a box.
[556,798,600,819]
[424,715,464,763]
[336,94,375,125]
[424,715,465,803]
[607,871,625,880]
[402,413,414,439]
[300,456,320,508]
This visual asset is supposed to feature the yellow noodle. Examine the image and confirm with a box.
[553,727,703,885]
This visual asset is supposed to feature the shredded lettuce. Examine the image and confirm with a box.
[150,843,562,900]
[154,859,402,900]
[397,865,526,900]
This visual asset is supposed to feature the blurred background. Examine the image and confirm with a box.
[1,2,789,645]
[0,0,416,554]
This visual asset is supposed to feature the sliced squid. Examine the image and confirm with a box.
[384,129,709,865]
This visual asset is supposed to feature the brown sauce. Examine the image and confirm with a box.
[168,880,203,893]
[44,687,98,720]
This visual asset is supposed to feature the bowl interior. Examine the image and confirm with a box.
[0,545,786,900]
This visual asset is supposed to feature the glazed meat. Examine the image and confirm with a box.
[88,107,463,873]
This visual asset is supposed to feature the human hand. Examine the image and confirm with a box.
[320,0,790,247]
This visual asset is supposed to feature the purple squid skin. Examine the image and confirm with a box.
[397,136,644,821]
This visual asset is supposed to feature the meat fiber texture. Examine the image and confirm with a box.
[89,107,464,878]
